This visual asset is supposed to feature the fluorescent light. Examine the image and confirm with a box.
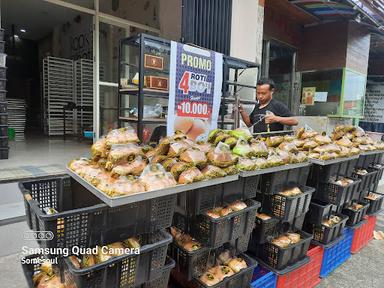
[20,29,26,33]
[14,35,19,39]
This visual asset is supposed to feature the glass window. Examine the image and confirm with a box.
[301,69,343,116]
[343,70,366,117]
[100,85,118,135]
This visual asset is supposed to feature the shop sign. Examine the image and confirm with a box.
[167,42,223,141]
[302,87,316,106]
[364,84,384,123]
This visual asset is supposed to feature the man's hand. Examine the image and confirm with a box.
[238,104,244,113]
[264,112,280,124]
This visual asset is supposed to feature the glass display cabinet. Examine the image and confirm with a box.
[118,34,171,142]
[118,34,260,142]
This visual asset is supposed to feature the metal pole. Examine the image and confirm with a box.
[93,0,100,140]
[262,40,270,78]
[289,51,297,111]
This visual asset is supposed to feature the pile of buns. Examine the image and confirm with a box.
[271,232,301,248]
[199,250,248,286]
[332,177,354,187]
[365,192,381,201]
[278,187,302,197]
[256,213,272,221]
[347,202,364,212]
[206,201,247,219]
[68,237,140,269]
[170,226,202,252]
[323,215,342,227]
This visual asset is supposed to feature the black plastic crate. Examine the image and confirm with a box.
[313,178,361,206]
[269,186,315,222]
[0,78,6,90]
[0,146,8,159]
[0,135,8,147]
[259,165,310,195]
[173,200,260,248]
[0,113,7,125]
[0,101,6,113]
[141,257,175,288]
[260,230,312,270]
[357,153,384,169]
[22,254,175,288]
[0,90,5,102]
[352,169,378,198]
[63,230,172,288]
[365,192,384,215]
[20,176,177,254]
[169,231,251,281]
[0,125,7,136]
[305,200,333,226]
[21,254,62,288]
[370,164,384,193]
[305,213,348,245]
[194,253,257,288]
[0,41,4,53]
[178,176,259,216]
[342,201,370,227]
[252,214,280,244]
[308,158,358,183]
[0,28,4,41]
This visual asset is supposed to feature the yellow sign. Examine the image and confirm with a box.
[302,87,316,106]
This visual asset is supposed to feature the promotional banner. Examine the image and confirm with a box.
[364,84,384,123]
[167,42,223,141]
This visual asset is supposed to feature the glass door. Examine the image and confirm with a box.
[263,40,297,111]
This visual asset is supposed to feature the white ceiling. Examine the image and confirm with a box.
[1,0,94,41]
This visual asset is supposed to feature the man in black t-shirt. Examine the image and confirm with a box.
[239,78,298,132]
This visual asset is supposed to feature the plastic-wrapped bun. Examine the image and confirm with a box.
[140,164,177,191]
[179,149,207,168]
[232,137,253,157]
[228,128,253,141]
[105,128,139,147]
[251,141,269,157]
[266,153,285,167]
[108,143,143,164]
[110,156,147,176]
[68,158,91,173]
[254,157,268,169]
[207,142,238,168]
[278,142,298,153]
[98,176,146,197]
[178,167,205,184]
[91,138,108,159]
[201,165,227,179]
[266,136,284,147]
[236,157,256,171]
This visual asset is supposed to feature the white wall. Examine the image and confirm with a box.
[230,0,264,63]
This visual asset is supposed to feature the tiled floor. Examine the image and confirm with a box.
[0,135,91,169]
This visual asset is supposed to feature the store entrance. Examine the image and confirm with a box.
[262,40,297,111]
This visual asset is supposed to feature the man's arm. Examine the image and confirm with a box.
[265,113,298,126]
[239,105,253,127]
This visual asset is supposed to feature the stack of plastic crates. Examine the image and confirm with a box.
[171,176,260,287]
[0,27,7,160]
[320,228,354,278]
[20,175,177,287]
[351,215,377,254]
[275,246,323,288]
[249,164,314,274]
[251,266,277,288]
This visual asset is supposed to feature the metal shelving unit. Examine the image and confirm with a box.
[75,59,93,134]
[118,34,171,142]
[43,57,75,136]
[220,56,260,129]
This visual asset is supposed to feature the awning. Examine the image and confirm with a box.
[288,0,384,29]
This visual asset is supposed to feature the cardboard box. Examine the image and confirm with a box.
[144,54,164,70]
[144,76,168,91]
